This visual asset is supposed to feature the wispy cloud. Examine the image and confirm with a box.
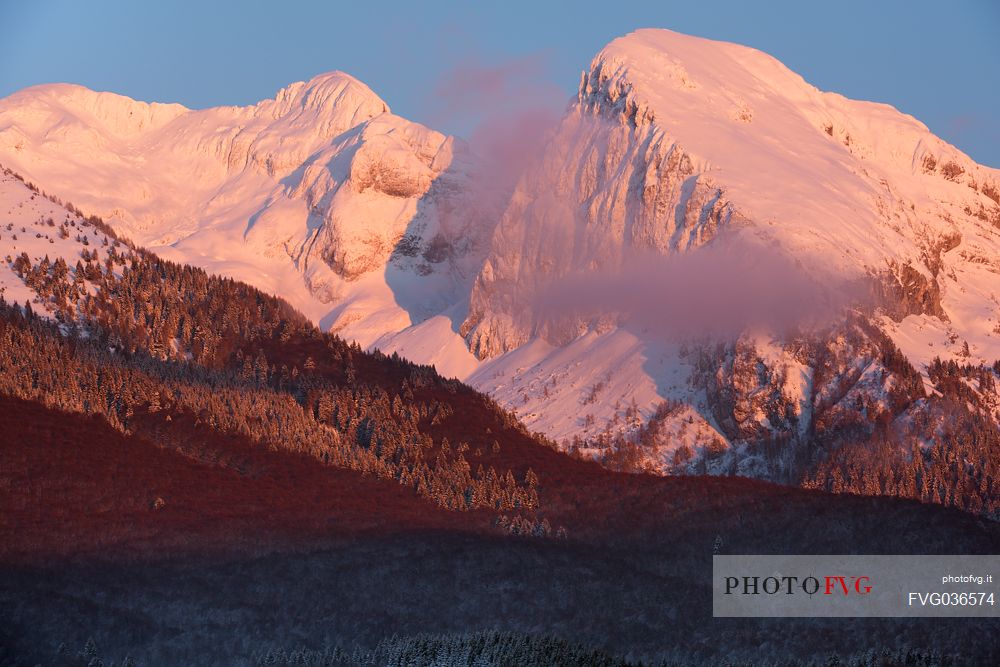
[533,236,865,341]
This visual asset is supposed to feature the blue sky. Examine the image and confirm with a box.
[1,0,998,166]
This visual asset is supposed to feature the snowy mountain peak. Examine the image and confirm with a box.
[3,71,388,142]
[258,70,390,130]
[272,71,389,112]
[463,28,1000,358]
[586,29,996,190]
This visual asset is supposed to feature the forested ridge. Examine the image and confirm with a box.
[38,631,969,667]
[572,317,1000,520]
[0,296,545,526]
[1,165,564,532]
[801,351,1000,518]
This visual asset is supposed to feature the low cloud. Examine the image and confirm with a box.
[424,52,568,212]
[533,237,865,341]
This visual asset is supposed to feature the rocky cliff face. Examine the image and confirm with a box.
[461,63,746,359]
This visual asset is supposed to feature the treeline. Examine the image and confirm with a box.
[10,238,309,369]
[41,632,968,667]
[0,171,564,517]
[567,314,999,520]
[805,356,1000,519]
[0,300,540,514]
[6,201,537,439]
[926,356,998,404]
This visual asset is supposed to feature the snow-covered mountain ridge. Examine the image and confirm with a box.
[0,72,484,377]
[2,29,999,480]
[458,30,1000,471]
[464,29,1000,359]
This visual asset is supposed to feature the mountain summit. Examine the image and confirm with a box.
[464,28,1000,358]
